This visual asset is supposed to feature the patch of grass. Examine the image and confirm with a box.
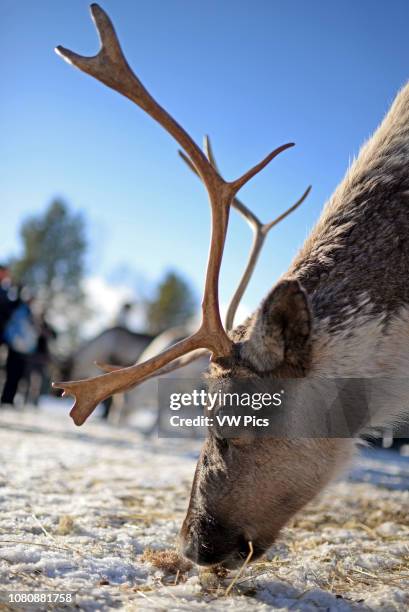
[141,548,192,575]
[55,515,75,535]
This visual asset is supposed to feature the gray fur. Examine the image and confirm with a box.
[180,82,409,568]
[290,82,409,327]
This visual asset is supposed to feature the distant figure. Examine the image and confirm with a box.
[115,302,133,328]
[0,266,21,405]
[1,291,38,406]
[25,314,57,405]
[61,326,153,420]
[0,265,14,344]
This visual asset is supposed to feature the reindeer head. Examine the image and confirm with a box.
[181,436,350,567]
[180,280,353,566]
[54,4,320,567]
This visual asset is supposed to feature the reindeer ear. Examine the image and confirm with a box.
[240,279,311,373]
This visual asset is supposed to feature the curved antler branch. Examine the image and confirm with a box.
[54,4,300,425]
[54,333,204,425]
[203,136,262,232]
[96,348,209,375]
[180,136,311,330]
[225,184,311,330]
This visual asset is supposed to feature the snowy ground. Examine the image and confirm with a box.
[0,402,408,611]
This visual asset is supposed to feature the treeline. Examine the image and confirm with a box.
[6,199,197,353]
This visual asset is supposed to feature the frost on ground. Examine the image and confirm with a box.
[0,403,408,611]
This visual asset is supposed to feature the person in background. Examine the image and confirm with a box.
[0,265,14,344]
[0,264,10,288]
[115,302,133,328]
[0,265,19,404]
[25,313,57,405]
[1,289,38,406]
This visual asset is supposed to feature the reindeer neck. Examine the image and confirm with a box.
[288,82,409,329]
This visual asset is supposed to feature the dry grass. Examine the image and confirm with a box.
[55,515,75,535]
[225,541,254,596]
[136,483,409,604]
[1,407,407,610]
[141,548,192,575]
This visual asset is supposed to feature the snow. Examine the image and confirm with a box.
[0,402,408,611]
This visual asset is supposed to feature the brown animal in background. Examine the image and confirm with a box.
[55,4,409,568]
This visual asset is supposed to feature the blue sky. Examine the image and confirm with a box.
[2,0,409,322]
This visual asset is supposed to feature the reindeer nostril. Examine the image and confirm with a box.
[180,515,259,567]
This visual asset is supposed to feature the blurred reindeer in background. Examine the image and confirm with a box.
[60,326,154,419]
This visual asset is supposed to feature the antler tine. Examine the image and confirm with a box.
[54,4,296,425]
[262,185,311,234]
[225,184,311,330]
[54,333,201,425]
[56,4,289,198]
[180,136,311,330]
[56,4,217,188]
[179,142,261,232]
[96,348,209,376]
[203,135,310,236]
[203,136,262,231]
[230,143,294,195]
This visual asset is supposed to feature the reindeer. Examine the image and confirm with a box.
[60,326,153,420]
[54,4,409,568]
[64,327,153,382]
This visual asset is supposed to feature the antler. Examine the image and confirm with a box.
[97,137,309,376]
[53,3,293,425]
[180,136,311,330]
